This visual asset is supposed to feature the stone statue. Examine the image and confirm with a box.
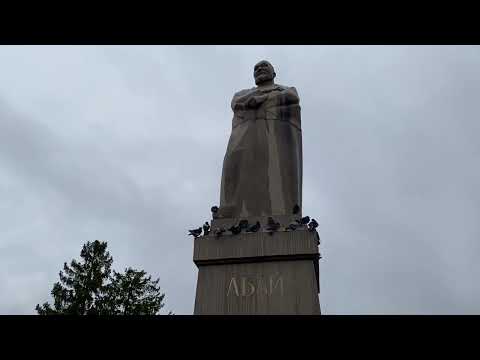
[217,60,303,221]
[194,62,320,315]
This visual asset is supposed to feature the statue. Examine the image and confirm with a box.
[194,62,321,315]
[217,60,303,221]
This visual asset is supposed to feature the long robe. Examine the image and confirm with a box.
[218,84,303,219]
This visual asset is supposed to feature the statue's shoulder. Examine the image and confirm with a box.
[275,84,298,94]
[233,87,256,98]
[268,84,299,106]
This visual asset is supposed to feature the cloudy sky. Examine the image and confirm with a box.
[1,45,479,314]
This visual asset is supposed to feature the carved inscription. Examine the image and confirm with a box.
[227,274,284,297]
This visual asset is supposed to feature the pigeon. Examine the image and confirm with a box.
[203,221,210,236]
[295,216,310,225]
[238,219,249,231]
[213,227,226,237]
[188,227,202,238]
[308,218,318,232]
[246,221,261,233]
[292,204,300,214]
[229,225,242,235]
[211,206,219,214]
[285,222,300,231]
[266,217,281,234]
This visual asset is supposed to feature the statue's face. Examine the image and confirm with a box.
[254,61,275,85]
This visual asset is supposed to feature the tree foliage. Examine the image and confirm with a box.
[36,240,166,315]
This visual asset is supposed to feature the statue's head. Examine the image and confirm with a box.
[254,60,276,85]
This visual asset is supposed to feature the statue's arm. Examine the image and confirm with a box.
[231,90,251,111]
[231,89,266,110]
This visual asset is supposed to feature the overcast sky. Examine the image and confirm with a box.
[1,45,479,314]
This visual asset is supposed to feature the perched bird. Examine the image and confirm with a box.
[266,217,281,234]
[308,218,318,232]
[211,205,219,219]
[229,225,242,235]
[188,227,202,238]
[292,204,300,214]
[285,222,299,231]
[203,221,210,236]
[295,216,310,225]
[213,227,226,237]
[246,221,261,233]
[238,219,249,231]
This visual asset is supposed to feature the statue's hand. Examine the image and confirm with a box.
[246,94,268,108]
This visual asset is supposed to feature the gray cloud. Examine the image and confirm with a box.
[0,46,479,314]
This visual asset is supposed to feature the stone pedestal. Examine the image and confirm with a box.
[193,229,321,315]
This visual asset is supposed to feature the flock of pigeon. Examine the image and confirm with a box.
[188,205,319,239]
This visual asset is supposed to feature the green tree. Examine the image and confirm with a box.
[36,240,167,315]
[98,268,165,315]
